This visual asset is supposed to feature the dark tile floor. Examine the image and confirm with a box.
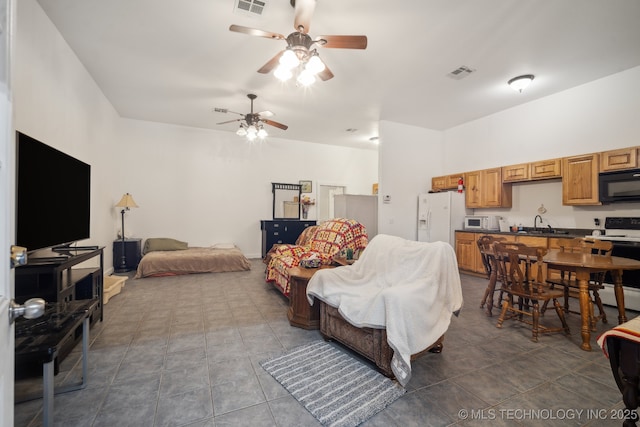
[14,258,633,426]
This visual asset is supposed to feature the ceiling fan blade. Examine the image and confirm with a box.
[262,119,288,130]
[229,24,285,40]
[258,110,275,118]
[317,64,334,81]
[216,119,242,125]
[315,35,368,49]
[293,0,316,33]
[257,51,284,74]
[213,108,244,116]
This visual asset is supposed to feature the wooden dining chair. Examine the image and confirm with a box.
[477,235,506,316]
[545,237,612,330]
[494,242,570,342]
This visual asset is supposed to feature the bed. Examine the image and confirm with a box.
[134,238,251,278]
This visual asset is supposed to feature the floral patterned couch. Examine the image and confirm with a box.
[265,218,369,297]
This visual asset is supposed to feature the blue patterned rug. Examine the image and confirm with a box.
[260,341,405,427]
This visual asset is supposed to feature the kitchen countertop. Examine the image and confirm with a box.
[456,228,595,239]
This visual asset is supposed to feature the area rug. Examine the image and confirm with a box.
[260,341,405,427]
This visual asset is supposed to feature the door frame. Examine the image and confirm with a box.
[1,0,16,425]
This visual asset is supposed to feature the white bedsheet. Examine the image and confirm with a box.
[307,234,463,386]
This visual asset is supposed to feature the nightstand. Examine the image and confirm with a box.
[113,238,142,273]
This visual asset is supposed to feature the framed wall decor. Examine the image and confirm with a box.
[299,180,312,193]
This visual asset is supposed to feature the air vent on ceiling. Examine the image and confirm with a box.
[447,65,476,80]
[235,0,267,17]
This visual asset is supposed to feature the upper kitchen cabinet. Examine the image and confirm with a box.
[432,173,464,191]
[562,154,600,205]
[600,147,638,172]
[502,163,530,182]
[503,159,561,183]
[465,168,512,208]
[530,159,562,180]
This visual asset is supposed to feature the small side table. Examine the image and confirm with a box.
[113,238,142,273]
[288,265,335,329]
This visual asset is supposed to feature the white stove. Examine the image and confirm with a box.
[588,234,640,243]
[588,217,640,311]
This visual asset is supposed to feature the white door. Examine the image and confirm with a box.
[1,0,15,425]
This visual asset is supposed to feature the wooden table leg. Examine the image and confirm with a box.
[576,270,592,351]
[612,269,628,325]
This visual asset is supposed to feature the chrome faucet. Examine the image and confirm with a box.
[534,215,543,230]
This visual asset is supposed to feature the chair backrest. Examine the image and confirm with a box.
[308,218,369,257]
[476,235,504,278]
[494,242,548,295]
[578,237,613,256]
[557,237,613,256]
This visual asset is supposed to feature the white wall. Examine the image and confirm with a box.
[14,0,120,263]
[378,120,443,240]
[443,66,640,230]
[13,0,378,265]
[115,118,377,258]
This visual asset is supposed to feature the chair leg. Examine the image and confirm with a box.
[593,289,608,324]
[496,300,509,329]
[588,298,597,332]
[553,298,571,335]
[531,302,540,342]
[563,287,570,313]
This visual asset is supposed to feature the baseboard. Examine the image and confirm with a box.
[600,283,640,312]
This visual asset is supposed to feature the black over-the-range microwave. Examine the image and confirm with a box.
[599,168,640,203]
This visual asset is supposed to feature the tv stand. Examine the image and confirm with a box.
[15,247,104,378]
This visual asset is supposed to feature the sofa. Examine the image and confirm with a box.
[265,218,368,297]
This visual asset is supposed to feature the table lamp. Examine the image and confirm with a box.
[115,193,138,272]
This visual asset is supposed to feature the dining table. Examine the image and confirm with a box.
[543,249,640,351]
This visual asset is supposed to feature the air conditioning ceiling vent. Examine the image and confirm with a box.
[235,0,267,17]
[447,65,476,80]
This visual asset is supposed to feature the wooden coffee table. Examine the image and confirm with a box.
[288,265,335,329]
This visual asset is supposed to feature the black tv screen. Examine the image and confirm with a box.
[16,131,91,253]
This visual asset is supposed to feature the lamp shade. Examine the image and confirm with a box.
[508,74,535,93]
[115,193,139,209]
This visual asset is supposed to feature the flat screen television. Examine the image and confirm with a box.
[16,131,91,254]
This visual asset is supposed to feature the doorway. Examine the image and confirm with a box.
[318,184,346,223]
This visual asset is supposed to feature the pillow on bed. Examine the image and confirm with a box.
[143,238,188,254]
[211,243,236,249]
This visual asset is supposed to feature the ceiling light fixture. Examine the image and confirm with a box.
[508,74,535,93]
[273,35,327,87]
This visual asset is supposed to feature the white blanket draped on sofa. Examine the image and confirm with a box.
[307,234,463,386]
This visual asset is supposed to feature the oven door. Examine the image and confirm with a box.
[604,241,640,288]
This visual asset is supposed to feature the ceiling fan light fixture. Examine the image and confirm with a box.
[279,49,300,69]
[274,65,293,81]
[236,126,247,136]
[305,53,325,74]
[508,74,535,93]
[257,127,268,138]
[297,69,316,86]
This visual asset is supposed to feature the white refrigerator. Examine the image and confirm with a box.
[417,192,469,244]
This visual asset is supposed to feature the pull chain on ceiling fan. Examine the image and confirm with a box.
[215,94,288,140]
[229,0,367,86]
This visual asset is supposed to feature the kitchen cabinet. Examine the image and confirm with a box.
[502,163,530,182]
[455,232,483,274]
[562,154,600,205]
[431,173,464,191]
[432,176,447,191]
[530,159,562,180]
[466,168,512,208]
[600,147,638,172]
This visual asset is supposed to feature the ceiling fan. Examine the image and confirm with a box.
[215,94,288,139]
[229,0,367,84]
